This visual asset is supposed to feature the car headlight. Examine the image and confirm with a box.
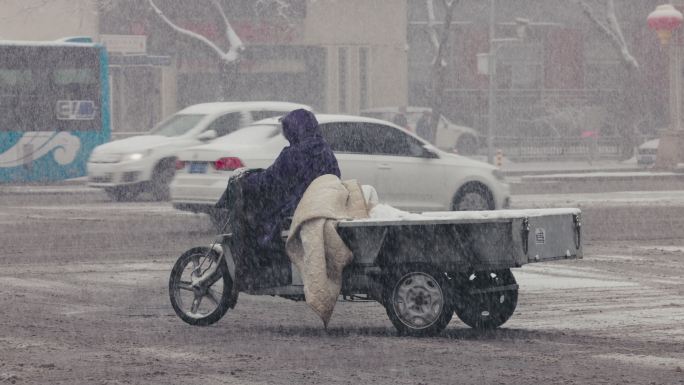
[122,150,152,162]
[492,169,505,181]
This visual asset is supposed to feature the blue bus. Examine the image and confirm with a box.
[0,38,110,182]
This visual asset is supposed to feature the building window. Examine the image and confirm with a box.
[338,47,348,113]
[359,47,369,110]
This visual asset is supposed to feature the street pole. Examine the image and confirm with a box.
[671,28,682,131]
[649,3,684,169]
[487,0,496,164]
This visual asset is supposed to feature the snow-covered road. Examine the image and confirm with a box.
[1,191,683,384]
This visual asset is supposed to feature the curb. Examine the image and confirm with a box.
[0,185,101,196]
[519,171,684,183]
[502,167,643,177]
[0,177,98,196]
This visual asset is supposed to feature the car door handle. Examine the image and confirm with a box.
[378,163,391,170]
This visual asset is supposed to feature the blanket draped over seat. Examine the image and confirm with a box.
[285,174,369,326]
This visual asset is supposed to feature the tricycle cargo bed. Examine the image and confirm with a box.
[337,208,582,271]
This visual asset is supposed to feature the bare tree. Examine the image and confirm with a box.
[424,0,460,144]
[147,0,298,100]
[574,0,642,157]
[148,0,244,64]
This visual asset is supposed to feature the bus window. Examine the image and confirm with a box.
[0,45,102,132]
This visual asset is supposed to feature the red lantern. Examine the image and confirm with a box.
[648,4,684,45]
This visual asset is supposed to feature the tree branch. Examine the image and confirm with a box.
[425,0,441,64]
[210,0,244,61]
[148,0,239,63]
[256,0,293,22]
[605,0,638,69]
[436,0,459,68]
[576,0,638,70]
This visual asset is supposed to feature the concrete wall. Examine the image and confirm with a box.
[0,0,98,41]
[305,0,408,113]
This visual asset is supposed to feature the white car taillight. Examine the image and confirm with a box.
[214,157,244,171]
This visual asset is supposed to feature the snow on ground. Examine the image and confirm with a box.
[638,245,684,253]
[516,264,638,290]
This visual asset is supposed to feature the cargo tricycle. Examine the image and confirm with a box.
[169,207,582,336]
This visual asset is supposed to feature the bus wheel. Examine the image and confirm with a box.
[105,186,139,202]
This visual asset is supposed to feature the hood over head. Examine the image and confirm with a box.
[281,109,320,144]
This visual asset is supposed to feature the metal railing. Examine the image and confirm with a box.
[492,136,628,160]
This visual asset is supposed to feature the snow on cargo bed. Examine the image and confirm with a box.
[337,204,580,227]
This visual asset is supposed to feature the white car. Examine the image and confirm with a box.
[87,101,311,201]
[360,106,481,155]
[170,114,510,227]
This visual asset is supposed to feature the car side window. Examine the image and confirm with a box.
[363,123,427,157]
[251,110,291,122]
[206,112,242,137]
[318,123,369,154]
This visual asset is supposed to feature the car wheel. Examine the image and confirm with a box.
[455,135,478,156]
[150,160,175,201]
[452,183,494,211]
[383,265,453,337]
[453,269,518,329]
[105,186,139,202]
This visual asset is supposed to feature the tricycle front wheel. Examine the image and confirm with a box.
[453,269,518,329]
[384,266,453,337]
[169,247,237,326]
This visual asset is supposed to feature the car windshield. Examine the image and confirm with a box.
[150,114,206,137]
[212,124,281,145]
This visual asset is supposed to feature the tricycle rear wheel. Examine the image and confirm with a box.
[384,266,453,337]
[169,247,237,326]
[453,269,518,329]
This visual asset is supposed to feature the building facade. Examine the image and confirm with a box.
[407,0,668,149]
[1,0,408,132]
[98,0,408,131]
[1,0,670,148]
[0,0,99,41]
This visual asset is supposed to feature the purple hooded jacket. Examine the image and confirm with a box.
[242,109,341,249]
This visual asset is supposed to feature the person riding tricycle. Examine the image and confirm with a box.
[168,110,584,336]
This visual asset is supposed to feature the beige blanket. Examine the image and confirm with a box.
[285,174,369,327]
